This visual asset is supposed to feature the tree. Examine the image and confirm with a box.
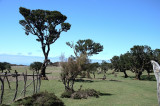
[4,62,11,73]
[118,53,131,78]
[66,39,103,78]
[0,62,11,73]
[110,56,120,74]
[0,62,6,73]
[130,45,152,80]
[60,54,87,92]
[30,62,43,72]
[87,62,100,78]
[153,49,160,64]
[19,7,71,78]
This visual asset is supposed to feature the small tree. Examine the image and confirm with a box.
[118,53,131,78]
[110,56,120,74]
[19,7,71,78]
[60,54,87,92]
[66,39,103,78]
[87,62,99,78]
[30,62,43,72]
[100,60,108,73]
[0,62,6,73]
[0,62,11,73]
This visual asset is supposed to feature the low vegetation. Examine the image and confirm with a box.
[0,66,157,105]
[13,91,64,106]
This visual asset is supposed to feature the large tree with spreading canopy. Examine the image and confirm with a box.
[19,7,71,78]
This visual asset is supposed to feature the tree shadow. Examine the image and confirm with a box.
[75,79,94,83]
[109,79,122,82]
[99,92,113,96]
[141,75,156,81]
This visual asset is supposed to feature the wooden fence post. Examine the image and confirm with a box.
[36,71,39,93]
[38,73,41,92]
[33,71,35,94]
[0,70,42,103]
[5,72,11,89]
[0,77,4,104]
[13,70,18,101]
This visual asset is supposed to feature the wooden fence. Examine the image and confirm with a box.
[0,70,41,104]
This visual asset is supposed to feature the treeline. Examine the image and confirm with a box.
[110,45,160,80]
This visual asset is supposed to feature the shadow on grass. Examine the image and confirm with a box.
[141,75,156,81]
[46,72,52,75]
[109,79,122,82]
[99,92,113,96]
[75,79,94,83]
[128,75,156,81]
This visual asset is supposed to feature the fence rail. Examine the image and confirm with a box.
[0,70,41,104]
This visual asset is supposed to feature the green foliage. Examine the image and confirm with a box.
[153,49,160,64]
[0,62,11,73]
[60,54,88,91]
[19,7,71,77]
[111,45,153,80]
[130,45,152,79]
[30,62,42,71]
[14,91,64,106]
[71,89,100,99]
[100,60,109,73]
[111,56,120,72]
[19,7,71,43]
[67,39,103,57]
[66,39,103,78]
[86,62,99,78]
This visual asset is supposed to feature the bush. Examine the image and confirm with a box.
[61,91,73,98]
[71,89,100,99]
[14,91,64,106]
[85,89,100,98]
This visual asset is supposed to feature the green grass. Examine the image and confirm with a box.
[1,66,158,106]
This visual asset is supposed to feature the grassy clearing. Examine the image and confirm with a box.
[1,66,158,106]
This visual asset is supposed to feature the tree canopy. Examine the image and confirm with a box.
[19,7,71,78]
[30,62,43,72]
[111,45,153,80]
[66,39,103,57]
[0,62,11,73]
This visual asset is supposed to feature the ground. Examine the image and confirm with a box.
[0,66,158,106]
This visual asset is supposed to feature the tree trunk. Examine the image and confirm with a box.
[123,70,128,78]
[41,43,50,80]
[41,63,47,77]
[93,73,95,78]
[135,71,142,80]
[86,71,91,78]
[40,56,49,80]
[135,72,138,80]
[147,70,150,78]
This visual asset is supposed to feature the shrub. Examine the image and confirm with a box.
[85,89,100,98]
[14,91,64,106]
[71,89,100,99]
[61,91,73,98]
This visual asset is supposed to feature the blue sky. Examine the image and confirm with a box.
[0,0,160,65]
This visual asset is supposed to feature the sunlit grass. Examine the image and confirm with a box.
[0,66,158,106]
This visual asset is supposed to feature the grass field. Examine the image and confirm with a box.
[1,66,158,106]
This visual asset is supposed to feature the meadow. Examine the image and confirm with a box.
[1,66,158,106]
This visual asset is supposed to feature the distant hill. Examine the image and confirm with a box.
[0,54,110,65]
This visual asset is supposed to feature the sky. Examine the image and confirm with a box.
[0,0,160,65]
